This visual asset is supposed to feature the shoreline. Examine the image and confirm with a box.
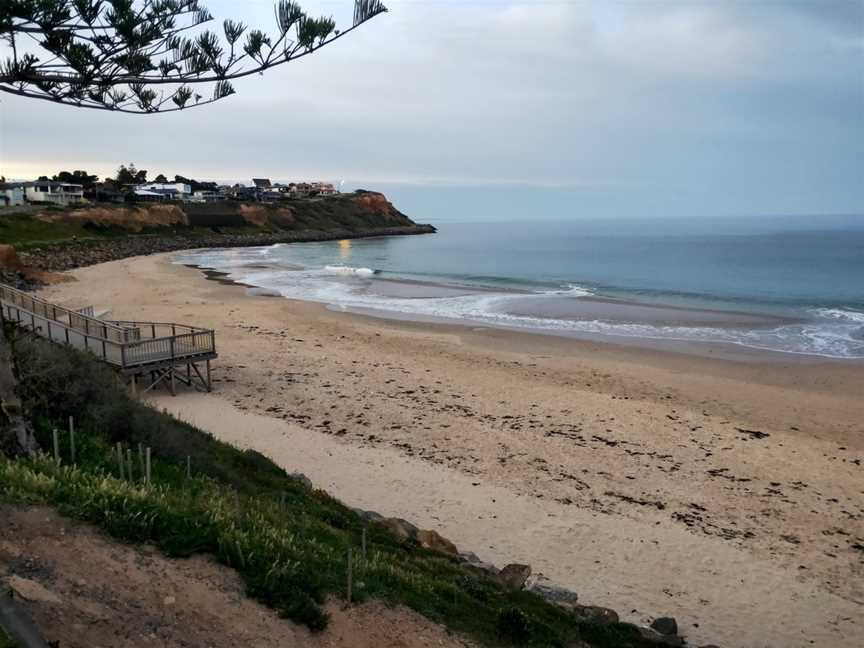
[175,244,863,363]
[191,258,858,366]
[38,252,864,648]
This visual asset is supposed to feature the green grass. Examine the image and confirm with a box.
[1,331,656,647]
[0,627,18,648]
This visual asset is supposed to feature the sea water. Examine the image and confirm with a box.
[176,216,864,359]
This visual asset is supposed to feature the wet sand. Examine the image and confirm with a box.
[39,252,864,648]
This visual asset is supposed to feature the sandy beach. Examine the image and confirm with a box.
[39,252,864,648]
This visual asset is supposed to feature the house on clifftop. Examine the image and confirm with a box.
[22,181,85,206]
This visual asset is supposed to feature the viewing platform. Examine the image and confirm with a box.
[0,283,216,395]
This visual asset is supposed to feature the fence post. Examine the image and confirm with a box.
[138,444,145,481]
[52,429,60,464]
[186,456,191,479]
[346,548,353,604]
[127,448,134,481]
[69,416,75,466]
[145,447,151,485]
[117,442,125,479]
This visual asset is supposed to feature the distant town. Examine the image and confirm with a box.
[0,166,340,208]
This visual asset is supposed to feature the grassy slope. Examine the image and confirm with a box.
[0,333,659,648]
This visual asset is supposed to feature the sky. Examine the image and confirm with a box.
[1,0,862,219]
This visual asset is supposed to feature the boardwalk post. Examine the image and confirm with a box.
[52,429,60,464]
[206,359,212,392]
[69,416,75,466]
[117,442,125,479]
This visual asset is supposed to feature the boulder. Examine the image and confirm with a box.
[379,517,419,543]
[651,617,679,636]
[525,574,579,609]
[415,529,459,556]
[458,551,500,577]
[288,472,312,488]
[353,508,385,524]
[571,605,619,625]
[5,576,62,604]
[636,625,684,647]
[496,563,532,590]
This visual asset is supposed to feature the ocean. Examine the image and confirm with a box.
[176,215,864,360]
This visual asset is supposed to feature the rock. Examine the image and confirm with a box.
[495,563,532,590]
[415,529,458,556]
[379,517,419,543]
[636,625,684,646]
[457,551,499,576]
[571,605,619,625]
[5,576,63,604]
[353,508,385,524]
[288,472,312,488]
[163,595,176,606]
[525,574,579,609]
[651,617,679,636]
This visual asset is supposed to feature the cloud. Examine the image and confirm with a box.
[0,0,861,216]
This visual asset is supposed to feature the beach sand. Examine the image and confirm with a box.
[39,253,864,648]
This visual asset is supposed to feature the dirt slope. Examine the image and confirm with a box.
[0,505,472,648]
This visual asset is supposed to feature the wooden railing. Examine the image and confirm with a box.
[0,283,137,343]
[0,283,216,371]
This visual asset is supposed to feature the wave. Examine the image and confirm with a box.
[324,265,377,277]
[174,250,864,359]
[811,307,864,324]
[542,283,595,298]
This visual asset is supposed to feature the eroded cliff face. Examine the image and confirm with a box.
[352,192,408,222]
[34,204,188,231]
[23,192,415,232]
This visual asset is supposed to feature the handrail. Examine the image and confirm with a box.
[0,283,137,343]
[0,282,216,370]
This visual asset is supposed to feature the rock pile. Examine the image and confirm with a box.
[16,225,436,275]
[350,506,717,647]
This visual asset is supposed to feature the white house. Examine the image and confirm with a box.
[139,183,192,200]
[190,190,221,203]
[0,183,25,207]
[23,181,85,206]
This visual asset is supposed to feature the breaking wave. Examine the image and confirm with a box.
[176,247,864,360]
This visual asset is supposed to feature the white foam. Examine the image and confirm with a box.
[178,250,864,359]
[324,265,376,277]
[542,284,595,298]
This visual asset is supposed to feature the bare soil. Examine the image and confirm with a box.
[0,505,472,648]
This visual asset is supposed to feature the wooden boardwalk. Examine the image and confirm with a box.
[0,283,216,395]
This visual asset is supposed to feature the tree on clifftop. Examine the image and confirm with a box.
[115,163,146,185]
[0,0,387,114]
[53,169,99,187]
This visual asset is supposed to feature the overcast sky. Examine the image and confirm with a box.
[1,0,862,218]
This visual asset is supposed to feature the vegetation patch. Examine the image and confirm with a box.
[1,332,658,647]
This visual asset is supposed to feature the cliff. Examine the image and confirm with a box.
[0,191,435,280]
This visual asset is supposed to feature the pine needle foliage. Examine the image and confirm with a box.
[0,0,387,113]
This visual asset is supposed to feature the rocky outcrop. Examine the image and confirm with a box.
[34,204,187,231]
[16,225,435,276]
